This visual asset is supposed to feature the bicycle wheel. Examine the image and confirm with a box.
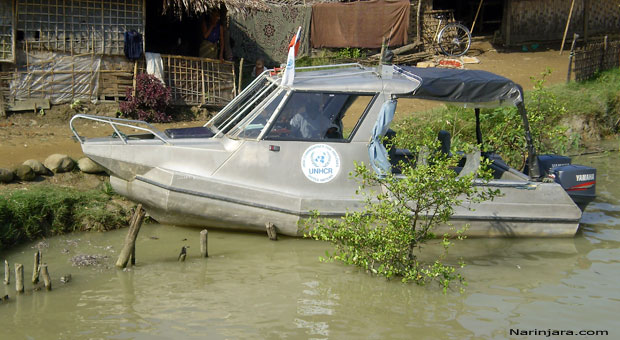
[438,23,471,57]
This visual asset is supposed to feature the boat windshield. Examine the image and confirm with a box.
[227,89,287,139]
[208,76,278,135]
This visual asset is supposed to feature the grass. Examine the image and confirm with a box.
[550,68,620,136]
[0,185,133,250]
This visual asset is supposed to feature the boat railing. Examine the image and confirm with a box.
[70,114,170,144]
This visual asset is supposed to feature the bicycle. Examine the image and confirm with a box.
[432,12,472,57]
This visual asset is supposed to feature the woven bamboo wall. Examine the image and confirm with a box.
[16,0,143,55]
[0,0,14,62]
[586,0,620,34]
[504,0,620,45]
[573,40,620,82]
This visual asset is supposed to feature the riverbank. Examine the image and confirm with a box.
[0,172,134,249]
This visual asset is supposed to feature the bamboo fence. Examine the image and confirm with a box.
[137,55,236,107]
[573,39,620,82]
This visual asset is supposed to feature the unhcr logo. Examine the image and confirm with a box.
[301,144,341,183]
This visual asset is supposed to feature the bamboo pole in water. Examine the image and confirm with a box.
[32,251,41,284]
[15,263,24,293]
[178,246,187,262]
[116,204,146,268]
[41,264,52,291]
[265,222,278,241]
[4,260,9,285]
[200,229,208,258]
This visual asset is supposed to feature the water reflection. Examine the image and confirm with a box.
[0,150,618,339]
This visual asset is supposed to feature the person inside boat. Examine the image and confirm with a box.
[290,102,331,139]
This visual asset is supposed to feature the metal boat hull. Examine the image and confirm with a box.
[110,169,581,238]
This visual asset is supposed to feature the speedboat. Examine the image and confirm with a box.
[70,64,596,237]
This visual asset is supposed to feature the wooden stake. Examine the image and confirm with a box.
[416,0,422,43]
[238,58,244,94]
[4,260,9,285]
[265,222,278,241]
[115,204,146,268]
[567,33,579,83]
[15,263,24,294]
[560,0,576,55]
[178,246,187,262]
[470,0,484,34]
[32,251,41,284]
[41,264,52,291]
[200,229,209,258]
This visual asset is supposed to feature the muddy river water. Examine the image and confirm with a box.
[0,149,618,339]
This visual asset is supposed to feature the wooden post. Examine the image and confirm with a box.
[115,204,146,268]
[379,37,386,66]
[178,246,187,262]
[560,0,576,55]
[4,260,9,285]
[15,263,23,294]
[41,264,51,291]
[32,251,41,284]
[265,222,278,241]
[200,229,208,258]
[583,0,589,44]
[0,79,6,118]
[132,60,138,97]
[238,58,244,94]
[567,33,579,83]
[470,0,484,34]
[505,0,512,46]
[416,0,422,43]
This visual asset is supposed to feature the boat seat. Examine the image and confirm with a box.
[457,149,481,178]
[164,126,215,139]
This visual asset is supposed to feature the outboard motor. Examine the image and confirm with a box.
[535,154,596,210]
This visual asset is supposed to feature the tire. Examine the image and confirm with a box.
[438,23,471,57]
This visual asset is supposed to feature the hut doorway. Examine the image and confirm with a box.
[433,0,504,35]
[145,2,203,57]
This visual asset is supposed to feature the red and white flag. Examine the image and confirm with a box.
[282,26,302,87]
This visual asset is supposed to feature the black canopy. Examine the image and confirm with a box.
[395,66,524,106]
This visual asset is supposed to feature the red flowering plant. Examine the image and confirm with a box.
[119,73,172,123]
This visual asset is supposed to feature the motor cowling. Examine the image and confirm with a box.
[534,154,596,210]
[550,164,596,206]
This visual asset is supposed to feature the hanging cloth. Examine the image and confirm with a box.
[368,99,397,177]
[145,52,164,83]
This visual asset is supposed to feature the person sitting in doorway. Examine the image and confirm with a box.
[200,10,224,60]
[252,58,266,78]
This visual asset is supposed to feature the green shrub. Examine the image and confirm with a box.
[0,186,131,250]
[305,135,498,292]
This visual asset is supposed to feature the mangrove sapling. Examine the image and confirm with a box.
[305,144,498,292]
